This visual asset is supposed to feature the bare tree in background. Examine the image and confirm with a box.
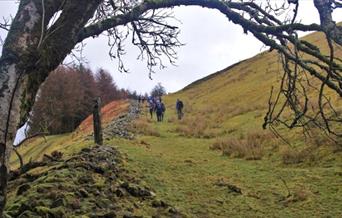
[29,66,99,134]
[0,0,341,214]
[95,68,121,105]
[151,82,167,97]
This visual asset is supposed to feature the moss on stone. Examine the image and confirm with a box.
[6,145,179,217]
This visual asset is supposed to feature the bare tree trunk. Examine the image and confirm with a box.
[93,97,103,145]
[0,0,102,214]
[314,0,342,44]
[0,62,24,216]
[0,1,44,213]
[314,0,333,28]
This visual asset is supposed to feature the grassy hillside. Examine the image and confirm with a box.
[114,30,342,216]
[10,100,129,169]
[166,31,341,144]
[7,30,342,217]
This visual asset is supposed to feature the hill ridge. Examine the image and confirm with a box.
[181,58,250,92]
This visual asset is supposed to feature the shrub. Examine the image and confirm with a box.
[129,119,160,137]
[221,138,246,158]
[283,187,311,206]
[202,129,219,139]
[281,147,305,165]
[210,131,272,160]
[174,126,192,137]
[281,146,317,165]
[174,116,208,138]
[209,139,224,150]
[199,106,215,116]
[306,127,336,147]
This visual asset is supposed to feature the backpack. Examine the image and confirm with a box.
[156,102,163,112]
[177,101,183,109]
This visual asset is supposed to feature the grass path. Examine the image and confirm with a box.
[9,101,342,217]
[111,111,342,217]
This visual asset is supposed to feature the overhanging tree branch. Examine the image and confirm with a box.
[0,0,342,215]
[78,0,323,42]
[76,0,342,137]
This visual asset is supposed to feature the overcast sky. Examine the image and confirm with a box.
[1,1,342,94]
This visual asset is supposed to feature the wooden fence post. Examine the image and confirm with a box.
[93,97,103,145]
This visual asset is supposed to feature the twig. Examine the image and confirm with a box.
[13,148,23,171]
[15,132,48,148]
[279,177,291,198]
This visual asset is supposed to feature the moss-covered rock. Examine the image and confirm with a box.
[6,145,183,217]
[16,184,31,196]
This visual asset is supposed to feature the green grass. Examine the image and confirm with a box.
[8,29,342,217]
[10,133,93,170]
[112,29,342,216]
[112,111,342,217]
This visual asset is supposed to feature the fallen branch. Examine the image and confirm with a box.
[42,154,55,161]
[12,148,23,171]
[42,151,63,162]
[9,161,47,181]
[280,177,291,198]
[11,132,48,173]
[15,132,48,148]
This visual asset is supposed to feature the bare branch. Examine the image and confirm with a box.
[0,24,9,32]
[14,132,48,148]
[0,16,11,32]
[76,0,342,136]
[13,148,23,171]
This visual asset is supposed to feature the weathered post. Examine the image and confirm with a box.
[93,97,103,145]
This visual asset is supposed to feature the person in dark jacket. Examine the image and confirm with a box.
[156,101,164,122]
[148,99,155,119]
[161,102,166,121]
[176,99,184,120]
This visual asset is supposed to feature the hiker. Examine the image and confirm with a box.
[176,99,184,120]
[155,101,164,122]
[161,102,166,121]
[148,100,155,119]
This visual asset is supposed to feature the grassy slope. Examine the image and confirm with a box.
[113,130,342,217]
[8,30,342,217]
[10,100,129,169]
[113,31,342,217]
[8,100,185,217]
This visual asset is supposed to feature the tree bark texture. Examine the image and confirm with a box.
[313,0,342,44]
[0,0,101,214]
[93,97,103,145]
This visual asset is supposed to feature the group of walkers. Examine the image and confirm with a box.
[147,96,166,122]
[137,96,146,104]
[138,96,184,122]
